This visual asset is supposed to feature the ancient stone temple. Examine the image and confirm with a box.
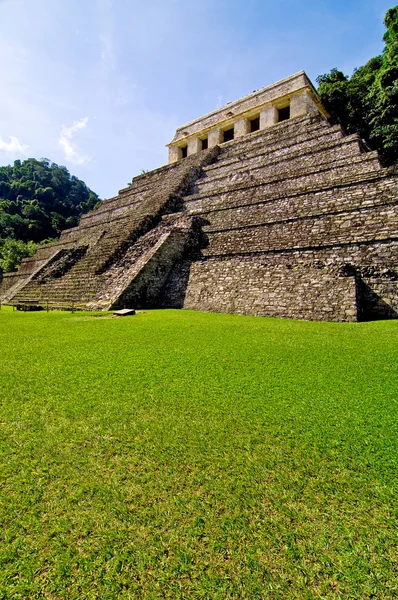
[1,71,397,321]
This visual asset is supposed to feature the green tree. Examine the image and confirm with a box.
[317,6,398,164]
[0,158,101,243]
[0,239,39,275]
[0,158,101,275]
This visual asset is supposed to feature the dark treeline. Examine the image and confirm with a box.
[317,6,398,164]
[0,158,100,276]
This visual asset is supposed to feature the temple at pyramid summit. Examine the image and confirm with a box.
[1,71,397,321]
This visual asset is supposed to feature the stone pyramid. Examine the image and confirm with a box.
[2,72,397,321]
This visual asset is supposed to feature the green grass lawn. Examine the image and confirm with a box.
[0,307,397,599]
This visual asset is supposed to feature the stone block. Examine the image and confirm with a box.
[260,105,278,128]
[188,137,201,156]
[168,146,179,164]
[113,309,136,316]
[290,91,319,119]
[208,129,223,148]
[235,118,250,137]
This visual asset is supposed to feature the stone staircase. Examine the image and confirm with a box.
[3,148,218,309]
[88,214,200,310]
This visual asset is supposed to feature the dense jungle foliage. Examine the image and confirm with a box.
[0,159,99,277]
[317,6,398,164]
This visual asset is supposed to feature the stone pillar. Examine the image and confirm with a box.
[260,105,278,129]
[208,129,223,148]
[168,146,179,164]
[187,137,201,156]
[234,117,250,138]
[290,91,319,119]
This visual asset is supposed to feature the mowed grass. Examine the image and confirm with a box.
[0,308,397,599]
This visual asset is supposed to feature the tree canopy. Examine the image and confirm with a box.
[317,6,398,164]
[0,158,100,276]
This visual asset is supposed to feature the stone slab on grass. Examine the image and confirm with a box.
[113,309,136,317]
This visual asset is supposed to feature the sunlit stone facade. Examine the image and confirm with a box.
[167,71,328,163]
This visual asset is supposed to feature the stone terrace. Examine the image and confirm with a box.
[162,114,398,321]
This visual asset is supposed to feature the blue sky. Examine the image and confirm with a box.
[0,0,393,198]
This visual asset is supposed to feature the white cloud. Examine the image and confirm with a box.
[59,117,91,165]
[0,135,29,155]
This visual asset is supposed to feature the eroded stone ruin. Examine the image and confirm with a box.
[1,72,397,321]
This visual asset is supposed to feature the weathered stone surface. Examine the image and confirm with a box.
[165,256,358,322]
[113,309,136,316]
[168,72,327,163]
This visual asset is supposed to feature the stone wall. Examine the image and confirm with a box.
[162,243,398,321]
[0,272,24,294]
[162,256,358,321]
